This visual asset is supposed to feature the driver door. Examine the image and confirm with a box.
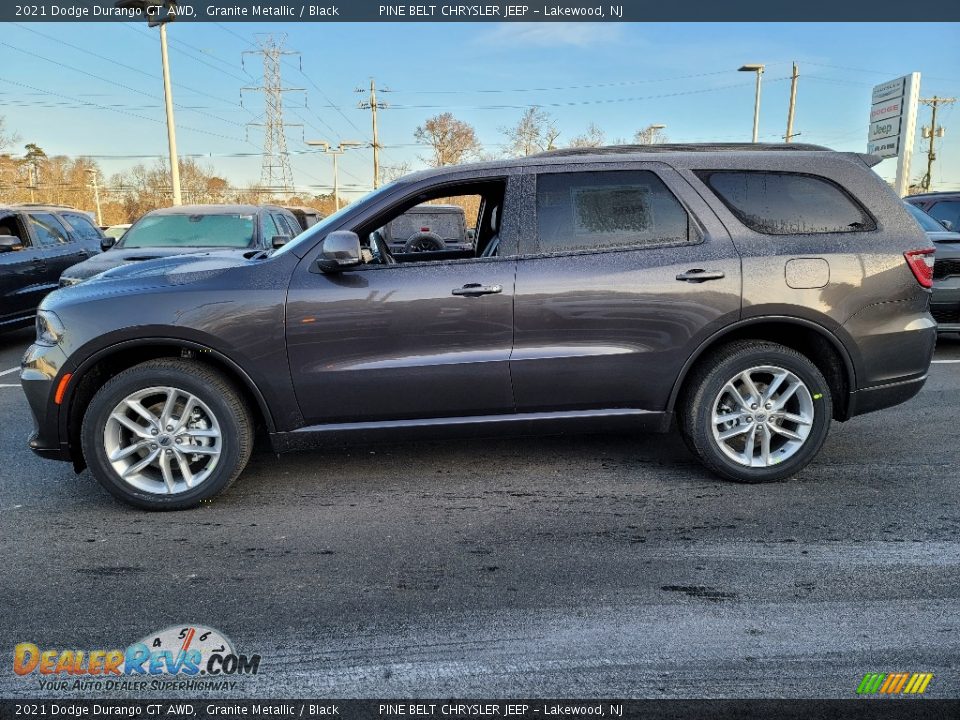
[285,174,519,426]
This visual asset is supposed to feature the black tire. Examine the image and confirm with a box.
[679,341,832,483]
[80,359,253,510]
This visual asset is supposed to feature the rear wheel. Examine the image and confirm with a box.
[80,359,253,510]
[679,341,832,483]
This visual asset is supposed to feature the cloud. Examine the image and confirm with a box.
[478,22,624,48]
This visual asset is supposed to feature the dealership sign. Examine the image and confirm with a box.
[867,73,920,196]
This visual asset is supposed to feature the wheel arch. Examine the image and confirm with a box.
[62,338,276,469]
[668,316,858,422]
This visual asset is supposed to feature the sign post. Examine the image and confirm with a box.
[867,72,921,197]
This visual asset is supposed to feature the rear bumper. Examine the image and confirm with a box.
[846,374,927,418]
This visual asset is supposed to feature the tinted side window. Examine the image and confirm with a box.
[535,170,690,253]
[28,213,71,245]
[61,212,102,241]
[700,171,873,234]
[261,213,279,244]
[273,213,296,237]
[927,201,960,230]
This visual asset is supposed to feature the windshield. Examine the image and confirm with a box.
[271,181,403,256]
[119,213,256,249]
[904,202,944,233]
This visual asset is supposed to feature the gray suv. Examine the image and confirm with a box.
[21,144,937,509]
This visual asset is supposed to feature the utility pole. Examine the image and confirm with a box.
[86,168,103,226]
[919,96,956,191]
[357,78,389,188]
[305,140,361,211]
[785,62,799,143]
[117,0,181,205]
[242,34,304,197]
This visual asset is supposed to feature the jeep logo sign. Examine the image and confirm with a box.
[867,72,921,196]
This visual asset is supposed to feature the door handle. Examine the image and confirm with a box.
[676,269,725,283]
[452,283,503,297]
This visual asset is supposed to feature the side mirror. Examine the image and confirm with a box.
[940,219,954,231]
[100,236,116,252]
[271,234,291,249]
[315,231,361,273]
[0,236,22,253]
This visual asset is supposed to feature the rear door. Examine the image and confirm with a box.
[0,213,53,324]
[510,162,741,413]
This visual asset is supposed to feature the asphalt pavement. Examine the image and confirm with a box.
[1,326,958,699]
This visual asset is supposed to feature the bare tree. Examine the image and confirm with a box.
[633,124,668,145]
[569,123,607,148]
[501,107,560,157]
[0,116,19,151]
[414,113,482,167]
[379,161,412,185]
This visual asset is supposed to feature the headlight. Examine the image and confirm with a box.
[59,276,84,287]
[36,310,65,346]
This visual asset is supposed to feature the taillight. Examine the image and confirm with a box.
[904,248,936,288]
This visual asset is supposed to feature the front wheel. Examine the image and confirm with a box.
[80,359,254,510]
[679,341,833,483]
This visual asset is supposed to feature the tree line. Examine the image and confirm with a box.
[1,109,667,224]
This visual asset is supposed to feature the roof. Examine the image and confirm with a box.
[284,205,323,214]
[1,203,91,213]
[906,190,960,199]
[144,203,285,216]
[396,142,871,184]
[533,142,833,158]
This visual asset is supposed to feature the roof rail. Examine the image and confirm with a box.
[533,142,834,158]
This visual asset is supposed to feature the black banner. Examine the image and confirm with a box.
[4,0,960,23]
[3,700,960,720]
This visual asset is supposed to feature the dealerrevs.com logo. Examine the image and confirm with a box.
[13,625,261,692]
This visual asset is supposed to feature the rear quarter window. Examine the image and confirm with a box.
[698,171,875,235]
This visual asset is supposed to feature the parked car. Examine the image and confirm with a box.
[905,190,960,232]
[22,143,937,509]
[284,206,324,231]
[380,203,471,255]
[59,204,302,286]
[0,204,104,331]
[905,201,960,333]
[103,223,132,241]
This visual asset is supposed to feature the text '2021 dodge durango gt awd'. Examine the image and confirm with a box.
[21,144,937,509]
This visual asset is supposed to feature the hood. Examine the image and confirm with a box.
[89,248,259,285]
[62,247,226,281]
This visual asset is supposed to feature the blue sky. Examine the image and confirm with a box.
[2,21,958,197]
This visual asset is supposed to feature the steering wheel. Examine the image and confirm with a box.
[369,229,396,265]
[403,231,445,253]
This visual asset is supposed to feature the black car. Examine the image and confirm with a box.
[0,204,104,331]
[906,190,960,232]
[905,201,960,332]
[21,144,936,509]
[59,204,302,286]
[284,206,324,231]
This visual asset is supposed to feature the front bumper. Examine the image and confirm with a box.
[21,342,72,462]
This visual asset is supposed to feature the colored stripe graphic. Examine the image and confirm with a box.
[857,672,933,695]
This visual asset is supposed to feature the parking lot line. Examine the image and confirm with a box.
[932,359,960,364]
[0,367,20,376]
[0,384,20,388]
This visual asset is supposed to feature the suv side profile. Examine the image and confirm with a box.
[21,144,936,509]
[0,204,104,332]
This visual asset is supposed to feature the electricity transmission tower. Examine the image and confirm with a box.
[242,34,303,196]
